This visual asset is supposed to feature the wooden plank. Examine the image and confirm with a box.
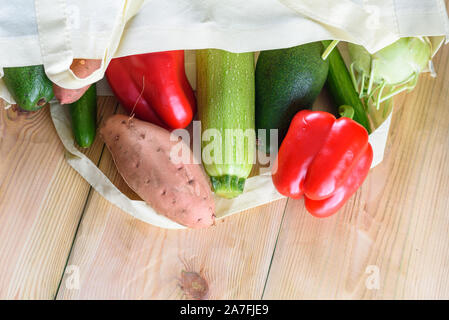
[55,109,288,298]
[262,44,449,299]
[0,97,116,299]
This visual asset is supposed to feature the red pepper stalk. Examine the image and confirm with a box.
[106,50,196,129]
[272,110,373,217]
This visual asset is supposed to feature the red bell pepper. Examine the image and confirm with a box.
[272,110,373,218]
[105,50,196,129]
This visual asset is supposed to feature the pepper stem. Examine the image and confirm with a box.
[339,105,355,119]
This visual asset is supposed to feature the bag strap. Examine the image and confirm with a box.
[34,0,144,89]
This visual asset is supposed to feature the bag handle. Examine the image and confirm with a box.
[34,0,144,90]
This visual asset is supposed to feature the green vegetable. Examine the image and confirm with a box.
[322,40,372,133]
[2,65,54,111]
[197,49,255,199]
[70,83,97,148]
[348,37,432,110]
[339,105,355,119]
[255,42,329,153]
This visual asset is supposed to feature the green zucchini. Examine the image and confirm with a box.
[322,40,371,133]
[255,42,329,154]
[2,65,54,111]
[70,84,97,148]
[197,49,255,199]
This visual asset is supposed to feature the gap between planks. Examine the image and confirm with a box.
[53,99,119,299]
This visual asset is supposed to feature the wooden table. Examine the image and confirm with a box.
[0,42,448,300]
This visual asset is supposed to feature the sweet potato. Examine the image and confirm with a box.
[53,59,102,104]
[100,114,215,228]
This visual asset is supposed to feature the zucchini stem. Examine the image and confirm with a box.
[210,175,246,199]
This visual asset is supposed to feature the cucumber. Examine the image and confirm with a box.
[2,65,54,111]
[197,49,255,199]
[70,84,97,148]
[322,40,371,133]
[255,42,329,154]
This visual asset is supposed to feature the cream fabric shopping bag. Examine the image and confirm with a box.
[1,0,448,93]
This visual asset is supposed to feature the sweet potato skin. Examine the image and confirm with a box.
[53,59,102,104]
[100,114,215,228]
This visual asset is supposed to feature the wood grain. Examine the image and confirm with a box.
[262,44,449,299]
[0,98,116,299]
[57,42,449,300]
[55,126,288,298]
[1,25,449,300]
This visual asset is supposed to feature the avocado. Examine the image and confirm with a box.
[2,65,54,111]
[255,42,329,154]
